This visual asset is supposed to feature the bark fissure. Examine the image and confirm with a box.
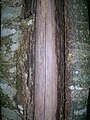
[55,0,66,119]
[44,0,46,119]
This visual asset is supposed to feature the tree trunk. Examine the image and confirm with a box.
[1,0,90,120]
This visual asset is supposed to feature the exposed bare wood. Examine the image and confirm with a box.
[34,0,57,120]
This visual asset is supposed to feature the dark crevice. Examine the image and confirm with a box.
[87,0,90,32]
[86,88,90,120]
[0,1,1,51]
[44,0,46,119]
[55,0,66,119]
[63,1,66,120]
[22,0,36,19]
[86,0,90,119]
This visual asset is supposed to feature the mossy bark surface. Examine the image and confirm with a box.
[65,0,90,119]
[1,0,35,120]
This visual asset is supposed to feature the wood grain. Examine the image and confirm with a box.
[35,0,57,120]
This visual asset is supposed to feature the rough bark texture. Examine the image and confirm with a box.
[35,0,57,120]
[1,0,35,120]
[65,0,90,119]
[1,0,90,120]
[23,25,35,120]
[22,0,36,18]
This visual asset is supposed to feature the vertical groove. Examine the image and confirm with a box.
[44,0,46,119]
[55,0,66,120]
[63,0,66,120]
